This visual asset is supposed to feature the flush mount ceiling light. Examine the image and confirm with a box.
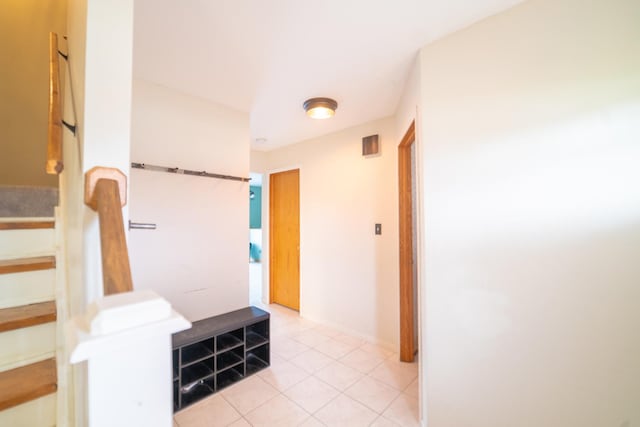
[303,97,338,119]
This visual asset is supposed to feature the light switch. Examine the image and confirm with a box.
[375,223,382,235]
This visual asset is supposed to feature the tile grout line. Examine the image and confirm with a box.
[220,390,247,423]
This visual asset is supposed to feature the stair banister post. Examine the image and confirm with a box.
[67,290,190,427]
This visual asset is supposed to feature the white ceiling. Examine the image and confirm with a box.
[133,0,523,151]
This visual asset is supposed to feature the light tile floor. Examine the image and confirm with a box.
[174,304,419,427]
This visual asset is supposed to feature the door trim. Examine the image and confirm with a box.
[398,121,416,362]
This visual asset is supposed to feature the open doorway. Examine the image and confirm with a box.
[249,172,263,305]
[398,121,418,362]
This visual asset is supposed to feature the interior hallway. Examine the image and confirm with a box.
[174,304,419,426]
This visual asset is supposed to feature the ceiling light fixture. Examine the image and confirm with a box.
[303,97,338,119]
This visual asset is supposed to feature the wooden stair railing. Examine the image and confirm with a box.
[84,167,133,295]
[47,32,63,175]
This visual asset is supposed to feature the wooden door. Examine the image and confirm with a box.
[269,169,300,310]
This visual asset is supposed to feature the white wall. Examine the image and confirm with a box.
[61,1,134,425]
[255,117,400,347]
[60,3,87,425]
[63,0,135,311]
[81,0,134,307]
[395,42,427,425]
[129,79,250,321]
[60,0,135,310]
[418,0,640,425]
[250,150,270,172]
[62,0,87,319]
[395,55,421,142]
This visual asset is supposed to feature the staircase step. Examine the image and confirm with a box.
[0,186,58,217]
[0,221,55,231]
[0,358,57,411]
[0,226,55,259]
[0,322,55,373]
[0,268,55,310]
[0,301,56,333]
[0,392,56,427]
[0,256,56,275]
[0,221,54,230]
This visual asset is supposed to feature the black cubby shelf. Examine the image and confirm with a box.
[171,306,270,412]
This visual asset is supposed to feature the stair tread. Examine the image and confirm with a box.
[0,301,57,333]
[0,358,57,411]
[0,256,56,275]
[0,221,55,230]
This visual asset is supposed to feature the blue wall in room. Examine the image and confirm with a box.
[249,186,262,229]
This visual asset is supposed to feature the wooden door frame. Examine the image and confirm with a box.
[398,121,416,362]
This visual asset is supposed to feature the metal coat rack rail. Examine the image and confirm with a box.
[131,162,250,182]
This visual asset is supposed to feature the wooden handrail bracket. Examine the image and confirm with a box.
[47,32,63,175]
[84,167,127,210]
